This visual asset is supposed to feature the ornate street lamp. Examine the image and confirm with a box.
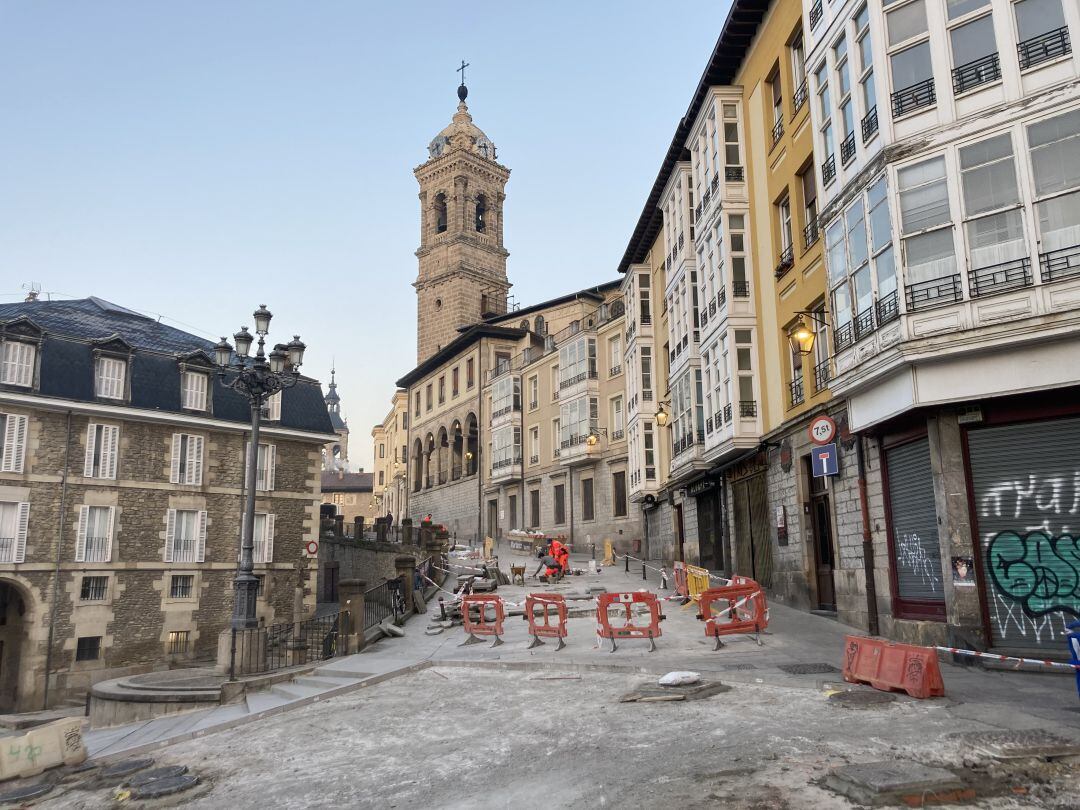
[215,305,306,630]
[655,402,670,427]
[585,427,608,447]
[786,310,831,357]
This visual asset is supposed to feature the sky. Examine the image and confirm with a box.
[0,1,726,470]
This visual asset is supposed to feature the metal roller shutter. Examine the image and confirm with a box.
[967,416,1080,651]
[886,438,945,603]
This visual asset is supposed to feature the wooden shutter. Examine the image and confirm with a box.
[266,444,276,491]
[75,505,90,562]
[170,434,182,484]
[103,506,115,563]
[164,508,176,562]
[84,424,98,477]
[13,502,29,563]
[264,514,274,563]
[103,425,119,479]
[196,510,207,563]
[16,343,33,386]
[189,436,204,485]
[2,413,27,473]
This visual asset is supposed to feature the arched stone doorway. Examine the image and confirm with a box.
[0,580,29,712]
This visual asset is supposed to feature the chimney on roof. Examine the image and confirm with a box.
[24,289,39,302]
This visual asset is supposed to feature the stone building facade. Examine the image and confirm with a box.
[371,390,408,523]
[0,297,333,712]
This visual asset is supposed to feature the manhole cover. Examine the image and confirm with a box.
[778,662,838,675]
[829,690,897,708]
[959,730,1080,760]
[720,663,758,671]
[128,765,189,788]
[100,757,154,780]
[826,761,964,805]
[129,774,199,800]
[0,782,53,803]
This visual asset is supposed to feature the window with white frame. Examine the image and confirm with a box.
[170,433,204,485]
[551,418,560,458]
[801,167,819,246]
[835,35,855,163]
[247,442,276,492]
[558,337,596,387]
[640,346,653,402]
[95,357,126,400]
[559,397,596,447]
[815,62,835,174]
[529,425,539,464]
[1014,0,1069,69]
[855,5,878,136]
[0,501,29,563]
[252,512,274,563]
[0,412,28,473]
[959,134,1028,291]
[76,505,114,563]
[868,177,897,302]
[1,341,34,387]
[791,34,806,96]
[181,370,208,411]
[735,330,755,412]
[528,375,538,410]
[491,425,520,470]
[165,508,206,563]
[779,196,793,255]
[728,214,748,294]
[812,304,831,386]
[898,156,958,298]
[638,273,651,324]
[608,335,622,375]
[550,364,559,400]
[947,0,989,18]
[492,375,519,416]
[723,103,741,173]
[611,396,624,438]
[949,11,999,93]
[84,423,119,480]
[770,67,783,130]
[1029,109,1080,268]
[643,421,656,480]
[266,391,282,421]
[671,371,692,452]
[887,0,934,117]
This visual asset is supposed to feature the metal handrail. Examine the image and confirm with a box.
[1018,26,1071,70]
[952,52,1001,94]
[891,77,935,118]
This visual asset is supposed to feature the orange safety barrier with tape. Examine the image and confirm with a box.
[673,561,689,600]
[697,581,768,650]
[596,591,665,653]
[460,594,506,648]
[524,593,568,651]
[842,635,945,699]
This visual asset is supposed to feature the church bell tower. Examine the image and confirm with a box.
[414,68,511,363]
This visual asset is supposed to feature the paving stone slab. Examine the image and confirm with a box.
[99,757,155,780]
[128,765,189,788]
[826,761,964,806]
[958,730,1080,760]
[0,781,53,804]
[829,690,897,709]
[129,774,199,799]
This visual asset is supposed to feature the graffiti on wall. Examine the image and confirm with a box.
[979,472,1080,643]
[897,532,942,590]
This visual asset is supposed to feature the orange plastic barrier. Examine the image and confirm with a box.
[842,635,945,699]
[460,594,506,647]
[524,593,568,651]
[697,580,768,650]
[596,592,664,652]
[673,562,689,601]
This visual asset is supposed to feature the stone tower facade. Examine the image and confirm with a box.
[414,83,511,363]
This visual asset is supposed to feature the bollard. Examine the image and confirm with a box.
[338,578,368,652]
[642,561,647,581]
[354,515,365,538]
[1068,621,1080,700]
[334,514,345,538]
[625,554,630,574]
[660,567,669,590]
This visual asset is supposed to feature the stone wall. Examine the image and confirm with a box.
[409,477,481,541]
[317,536,425,602]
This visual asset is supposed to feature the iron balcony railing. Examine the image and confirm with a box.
[789,377,804,408]
[643,390,654,401]
[646,466,656,480]
[833,321,854,352]
[793,79,808,114]
[891,77,935,118]
[739,400,757,418]
[491,404,519,420]
[969,257,1033,297]
[711,175,719,193]
[612,429,624,441]
[230,611,347,679]
[609,364,622,376]
[364,580,402,630]
[905,273,963,312]
[876,289,900,326]
[732,280,750,298]
[1039,242,1080,282]
[717,287,727,308]
[560,434,589,449]
[952,52,1001,94]
[861,105,879,143]
[492,456,522,471]
[695,201,703,221]
[814,357,831,393]
[840,131,856,165]
[803,219,820,250]
[559,369,598,389]
[809,0,823,28]
[1018,26,1071,70]
[822,154,836,185]
[854,305,875,341]
[725,166,745,181]
[774,245,795,279]
[706,415,714,433]
[709,299,717,316]
[771,117,785,149]
[723,403,733,423]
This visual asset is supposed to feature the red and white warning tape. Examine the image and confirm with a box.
[935,646,1080,672]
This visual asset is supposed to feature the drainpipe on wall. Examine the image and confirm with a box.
[856,433,880,637]
[568,465,574,548]
[43,410,73,710]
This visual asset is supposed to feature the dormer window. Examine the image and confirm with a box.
[95,357,126,400]
[181,370,208,411]
[266,391,282,421]
[1,341,34,387]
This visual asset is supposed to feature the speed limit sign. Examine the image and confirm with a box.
[808,415,837,446]
[305,540,319,556]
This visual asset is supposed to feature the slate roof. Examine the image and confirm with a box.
[0,297,334,436]
[321,470,373,492]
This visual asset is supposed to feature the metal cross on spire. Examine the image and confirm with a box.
[457,59,469,86]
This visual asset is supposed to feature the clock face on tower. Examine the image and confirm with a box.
[476,137,492,158]
[428,135,449,158]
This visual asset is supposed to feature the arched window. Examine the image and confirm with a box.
[475,194,487,232]
[435,193,448,234]
[534,315,546,335]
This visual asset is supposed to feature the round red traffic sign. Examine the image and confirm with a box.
[305,540,319,556]
[809,415,837,446]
